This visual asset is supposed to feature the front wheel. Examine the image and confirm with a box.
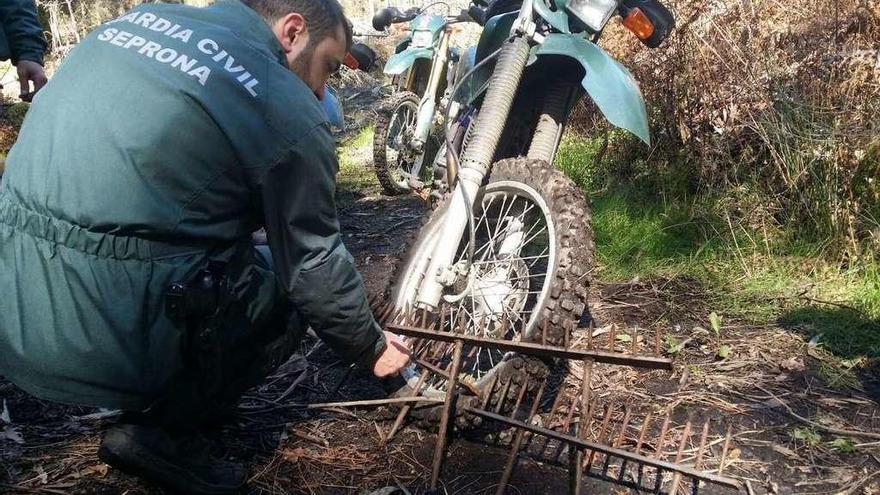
[386,158,595,422]
[373,92,437,196]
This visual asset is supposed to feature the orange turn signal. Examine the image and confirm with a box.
[623,8,655,40]
[343,52,360,70]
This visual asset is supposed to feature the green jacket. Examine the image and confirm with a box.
[0,0,46,65]
[0,0,384,410]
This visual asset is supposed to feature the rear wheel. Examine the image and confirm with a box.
[386,158,594,425]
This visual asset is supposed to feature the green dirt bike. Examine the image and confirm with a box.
[387,0,675,416]
[371,5,482,196]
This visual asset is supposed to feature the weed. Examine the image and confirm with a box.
[790,427,822,447]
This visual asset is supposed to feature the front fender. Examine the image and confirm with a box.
[533,34,651,145]
[384,47,434,76]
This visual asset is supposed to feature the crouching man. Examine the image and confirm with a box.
[0,1,410,493]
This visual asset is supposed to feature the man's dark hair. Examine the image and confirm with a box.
[243,0,353,50]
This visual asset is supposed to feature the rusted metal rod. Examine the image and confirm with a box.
[414,357,480,396]
[308,396,444,409]
[430,340,464,491]
[388,324,673,370]
[462,406,744,491]
[385,369,431,443]
[496,380,547,495]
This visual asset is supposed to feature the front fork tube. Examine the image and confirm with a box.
[409,30,452,179]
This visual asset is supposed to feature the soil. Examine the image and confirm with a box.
[2,78,879,495]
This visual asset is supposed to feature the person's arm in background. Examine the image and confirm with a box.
[261,124,410,377]
[0,0,48,100]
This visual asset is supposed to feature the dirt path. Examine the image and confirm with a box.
[2,184,878,494]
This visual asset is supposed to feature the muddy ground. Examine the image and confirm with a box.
[2,77,880,494]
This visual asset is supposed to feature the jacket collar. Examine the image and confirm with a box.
[207,0,288,67]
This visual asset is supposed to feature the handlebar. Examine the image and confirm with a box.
[372,6,420,31]
[373,2,488,31]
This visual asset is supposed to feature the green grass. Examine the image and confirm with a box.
[555,136,880,361]
[336,126,380,206]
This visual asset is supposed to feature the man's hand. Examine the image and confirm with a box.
[372,331,411,378]
[17,60,47,101]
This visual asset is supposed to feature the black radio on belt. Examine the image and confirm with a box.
[165,261,227,320]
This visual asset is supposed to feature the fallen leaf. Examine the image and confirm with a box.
[780,357,806,372]
[282,447,308,463]
[0,426,24,444]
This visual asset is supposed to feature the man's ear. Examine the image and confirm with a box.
[274,12,309,54]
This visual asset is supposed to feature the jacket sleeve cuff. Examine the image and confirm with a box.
[13,50,44,67]
[356,324,387,369]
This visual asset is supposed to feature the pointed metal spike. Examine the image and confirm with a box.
[439,305,447,331]
[635,413,654,456]
[385,369,430,443]
[608,324,617,350]
[631,326,638,355]
[655,326,662,355]
[481,375,500,410]
[494,378,514,414]
[511,375,530,418]
[668,420,693,495]
[719,425,733,475]
[587,320,595,350]
[564,320,571,349]
[654,413,672,459]
[614,407,633,448]
[587,402,613,468]
[694,420,711,470]
[420,308,428,328]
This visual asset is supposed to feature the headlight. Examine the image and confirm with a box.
[566,0,620,32]
[411,30,435,48]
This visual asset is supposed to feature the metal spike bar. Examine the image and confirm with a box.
[496,379,548,495]
[511,375,531,420]
[387,324,674,370]
[499,312,511,339]
[541,318,549,346]
[587,320,594,350]
[378,303,394,324]
[564,320,571,349]
[608,324,617,350]
[634,413,654,456]
[610,407,634,484]
[572,360,594,495]
[554,393,581,462]
[464,405,744,491]
[613,407,633,448]
[430,340,448,360]
[668,421,693,495]
[420,308,428,329]
[655,326,662,356]
[586,403,614,469]
[654,413,672,459]
[439,305,448,331]
[481,375,500,411]
[385,369,431,443]
[718,425,733,475]
[414,357,480,396]
[539,381,568,456]
[631,327,638,355]
[494,377,514,414]
[694,420,711,470]
[430,340,464,491]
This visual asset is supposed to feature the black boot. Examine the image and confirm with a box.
[98,422,247,495]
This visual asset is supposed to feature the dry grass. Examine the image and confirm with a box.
[570,0,880,257]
